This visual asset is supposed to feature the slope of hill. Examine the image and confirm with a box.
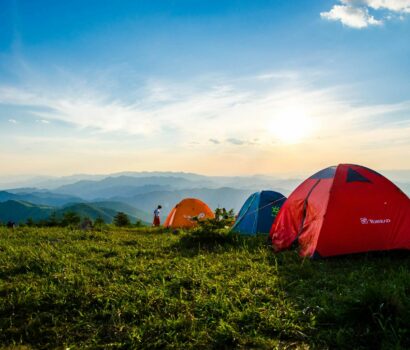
[57,203,116,223]
[90,201,151,223]
[0,190,83,207]
[0,200,53,223]
[0,200,149,225]
[58,203,148,225]
[0,191,19,202]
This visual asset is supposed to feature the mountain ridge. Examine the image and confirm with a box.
[0,199,149,225]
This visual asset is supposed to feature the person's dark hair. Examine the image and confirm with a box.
[158,205,162,209]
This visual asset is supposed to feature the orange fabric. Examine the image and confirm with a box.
[164,198,215,228]
[163,208,176,227]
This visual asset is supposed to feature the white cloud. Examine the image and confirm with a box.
[343,0,410,13]
[0,74,409,157]
[8,119,18,124]
[36,119,50,124]
[0,73,410,174]
[321,4,383,28]
[322,0,410,28]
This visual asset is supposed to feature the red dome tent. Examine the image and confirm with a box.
[270,164,410,258]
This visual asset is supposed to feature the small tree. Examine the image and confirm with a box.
[94,216,105,227]
[47,211,59,227]
[61,211,81,227]
[26,217,35,227]
[113,212,130,227]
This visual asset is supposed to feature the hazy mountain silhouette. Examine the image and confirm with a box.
[0,190,83,207]
[0,200,149,225]
[109,187,266,218]
[0,200,54,223]
[0,170,407,224]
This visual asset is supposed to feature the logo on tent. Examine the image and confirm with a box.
[360,217,391,225]
[360,217,369,224]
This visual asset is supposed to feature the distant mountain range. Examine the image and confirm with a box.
[0,199,150,225]
[0,200,54,223]
[1,169,408,191]
[0,190,83,207]
[109,187,259,219]
[0,170,408,225]
[0,171,301,192]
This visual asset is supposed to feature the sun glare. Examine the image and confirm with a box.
[268,107,314,144]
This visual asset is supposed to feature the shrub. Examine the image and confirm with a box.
[94,216,105,227]
[113,212,131,227]
[192,207,235,231]
[134,219,143,228]
[61,211,81,227]
[176,208,239,250]
[26,218,35,227]
[47,211,60,227]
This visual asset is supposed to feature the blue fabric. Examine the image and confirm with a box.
[231,192,259,235]
[232,190,286,235]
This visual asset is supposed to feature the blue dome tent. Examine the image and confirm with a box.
[232,191,286,235]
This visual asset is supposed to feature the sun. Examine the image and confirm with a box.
[268,107,314,144]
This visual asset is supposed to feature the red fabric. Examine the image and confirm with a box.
[270,179,318,251]
[270,164,410,258]
[298,178,334,257]
[153,216,160,227]
[317,165,410,257]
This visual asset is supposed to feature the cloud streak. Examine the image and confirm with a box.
[0,72,409,171]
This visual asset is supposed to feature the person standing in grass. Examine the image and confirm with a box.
[153,205,162,227]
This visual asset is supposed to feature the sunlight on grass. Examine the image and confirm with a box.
[1,227,410,349]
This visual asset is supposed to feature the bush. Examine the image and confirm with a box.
[47,212,60,227]
[94,216,105,228]
[176,208,239,250]
[26,218,35,227]
[192,207,235,231]
[61,211,81,228]
[113,212,131,227]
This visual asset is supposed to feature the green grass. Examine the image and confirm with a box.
[1,227,410,349]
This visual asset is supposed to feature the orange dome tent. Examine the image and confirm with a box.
[164,198,214,228]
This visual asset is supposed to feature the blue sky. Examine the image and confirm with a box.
[0,0,409,176]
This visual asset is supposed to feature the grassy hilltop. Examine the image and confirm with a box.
[1,227,410,349]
